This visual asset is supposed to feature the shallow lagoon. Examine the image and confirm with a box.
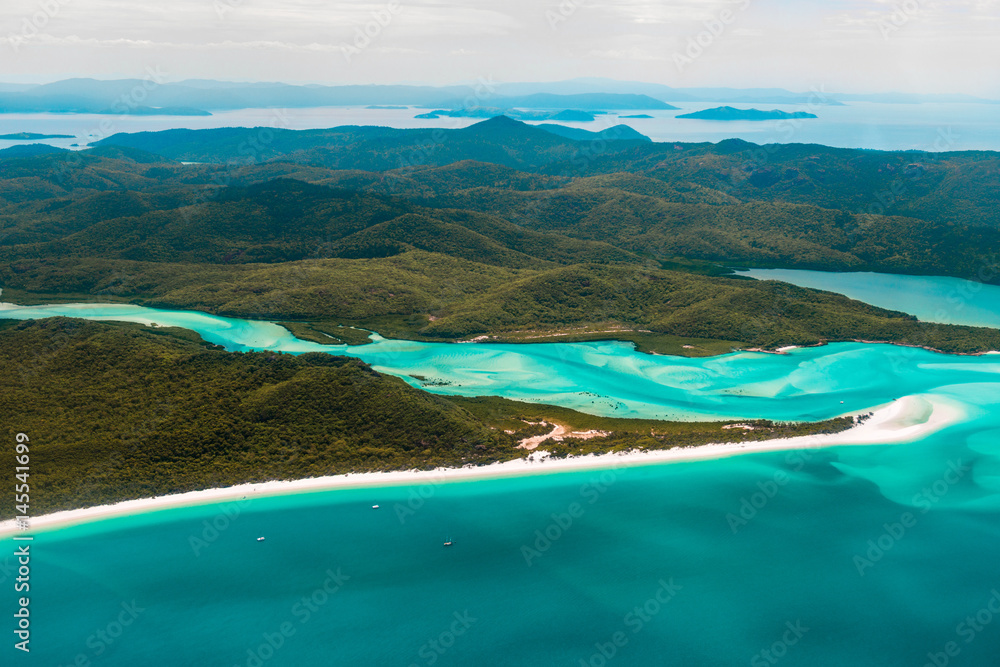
[1,301,995,422]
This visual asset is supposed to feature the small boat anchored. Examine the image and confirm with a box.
[443,537,453,547]
[372,504,380,509]
[256,537,265,542]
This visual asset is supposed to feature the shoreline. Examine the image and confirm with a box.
[0,395,963,538]
[4,302,999,361]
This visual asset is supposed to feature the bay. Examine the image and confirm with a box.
[741,269,1000,330]
[3,287,999,666]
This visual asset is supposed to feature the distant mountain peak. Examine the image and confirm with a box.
[472,115,528,129]
[535,123,651,143]
[461,116,548,137]
[0,143,68,159]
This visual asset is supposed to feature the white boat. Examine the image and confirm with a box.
[372,504,380,509]
[257,537,265,542]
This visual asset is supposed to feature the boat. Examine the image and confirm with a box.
[372,504,380,509]
[256,537,265,542]
[443,538,453,547]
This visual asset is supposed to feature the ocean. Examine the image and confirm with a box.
[1,101,999,153]
[3,270,1000,665]
[10,431,1000,666]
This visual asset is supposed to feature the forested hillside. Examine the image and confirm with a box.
[0,318,852,516]
[4,117,999,513]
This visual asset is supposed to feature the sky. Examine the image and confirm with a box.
[1,0,998,97]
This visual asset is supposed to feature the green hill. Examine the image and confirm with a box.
[3,123,999,515]
[0,318,853,516]
[1,130,999,357]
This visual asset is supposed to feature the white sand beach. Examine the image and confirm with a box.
[0,395,963,538]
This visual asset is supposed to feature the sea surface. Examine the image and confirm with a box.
[2,272,1000,665]
[741,268,1000,329]
[1,101,998,152]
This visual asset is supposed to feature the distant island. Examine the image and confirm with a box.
[95,106,212,116]
[676,106,818,121]
[0,132,75,140]
[366,105,408,110]
[417,108,597,122]
[620,114,653,119]
[0,79,992,117]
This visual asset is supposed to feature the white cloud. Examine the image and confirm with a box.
[0,0,996,96]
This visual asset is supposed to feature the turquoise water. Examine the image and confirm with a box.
[742,269,1000,330]
[3,301,1000,665]
[0,302,995,422]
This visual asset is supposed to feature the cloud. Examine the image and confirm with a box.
[587,47,665,61]
[593,0,748,25]
[0,0,996,96]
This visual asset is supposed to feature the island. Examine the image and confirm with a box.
[676,106,817,121]
[620,114,654,119]
[416,107,597,121]
[0,132,75,140]
[95,105,213,116]
[5,115,1000,516]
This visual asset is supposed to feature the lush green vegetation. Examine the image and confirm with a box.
[277,321,374,346]
[4,121,997,514]
[4,250,999,354]
[5,126,999,286]
[450,396,856,459]
[0,318,517,516]
[81,118,1000,239]
[0,319,854,517]
[2,143,999,355]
